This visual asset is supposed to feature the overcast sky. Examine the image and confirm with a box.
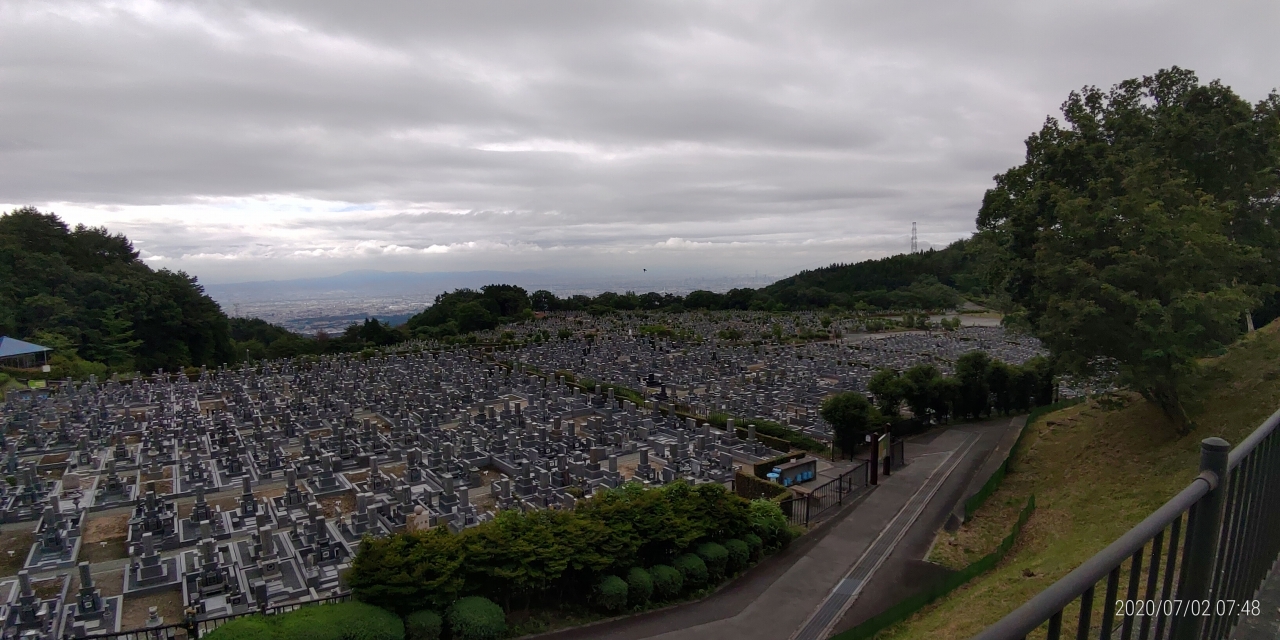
[2,1,1276,285]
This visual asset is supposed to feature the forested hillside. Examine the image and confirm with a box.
[0,207,234,375]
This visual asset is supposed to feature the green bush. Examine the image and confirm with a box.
[749,499,789,550]
[626,567,654,605]
[351,481,752,612]
[202,617,275,640]
[650,564,683,600]
[201,602,404,640]
[742,533,763,560]
[405,610,443,640]
[673,554,708,590]
[446,597,505,640]
[596,575,629,612]
[695,542,729,580]
[723,539,750,573]
[275,603,404,640]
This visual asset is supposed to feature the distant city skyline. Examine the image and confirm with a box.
[2,1,1275,284]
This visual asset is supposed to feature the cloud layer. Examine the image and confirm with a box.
[2,0,1275,283]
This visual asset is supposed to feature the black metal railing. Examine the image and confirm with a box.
[972,407,1280,640]
[778,460,870,527]
[80,592,353,640]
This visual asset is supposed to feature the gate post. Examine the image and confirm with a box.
[1171,437,1230,640]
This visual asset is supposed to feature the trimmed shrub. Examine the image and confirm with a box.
[596,575,629,612]
[651,564,683,600]
[673,554,708,590]
[749,499,789,550]
[202,602,404,640]
[275,603,404,640]
[405,610,443,640]
[742,533,764,560]
[723,539,750,573]
[447,597,506,640]
[626,567,654,605]
[201,617,275,640]
[695,542,729,580]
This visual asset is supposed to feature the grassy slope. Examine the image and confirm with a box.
[886,321,1280,639]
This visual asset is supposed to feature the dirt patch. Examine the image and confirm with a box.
[119,589,184,630]
[94,568,125,597]
[139,467,174,483]
[318,493,356,519]
[0,528,35,576]
[83,537,130,564]
[344,471,369,484]
[32,576,66,599]
[84,513,130,544]
[381,462,406,478]
[40,453,70,465]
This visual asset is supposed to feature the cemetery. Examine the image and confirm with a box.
[0,311,1052,638]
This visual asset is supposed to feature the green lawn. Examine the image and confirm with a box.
[886,321,1280,640]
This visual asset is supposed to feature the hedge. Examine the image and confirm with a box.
[626,567,654,605]
[596,575,628,612]
[447,597,506,640]
[350,481,772,613]
[830,494,1037,640]
[723,539,750,574]
[673,554,708,589]
[733,471,790,501]
[201,602,404,640]
[695,542,729,580]
[742,533,763,560]
[651,564,683,600]
[405,611,442,640]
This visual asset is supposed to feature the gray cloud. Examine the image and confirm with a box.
[1,0,1275,283]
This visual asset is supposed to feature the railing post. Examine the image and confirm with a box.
[1172,437,1230,640]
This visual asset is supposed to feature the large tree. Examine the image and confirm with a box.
[820,391,879,458]
[977,68,1279,430]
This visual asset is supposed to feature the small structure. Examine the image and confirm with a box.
[772,456,817,487]
[0,337,51,369]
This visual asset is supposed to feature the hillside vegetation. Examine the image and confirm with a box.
[885,320,1280,639]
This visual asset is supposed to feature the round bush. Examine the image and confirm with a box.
[742,533,764,559]
[626,567,654,605]
[650,564,683,600]
[723,539,750,573]
[749,500,789,550]
[596,574,629,612]
[405,610,443,640]
[673,553,708,589]
[447,597,506,640]
[695,542,729,580]
[276,602,404,640]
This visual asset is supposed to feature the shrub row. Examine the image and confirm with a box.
[349,482,790,615]
[591,535,763,613]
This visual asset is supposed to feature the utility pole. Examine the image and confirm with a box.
[911,222,918,254]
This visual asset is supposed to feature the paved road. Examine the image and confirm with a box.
[831,417,1024,636]
[532,418,1019,640]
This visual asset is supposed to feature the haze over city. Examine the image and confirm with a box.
[3,0,1276,287]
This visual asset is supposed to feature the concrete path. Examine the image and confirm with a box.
[1231,555,1280,640]
[536,420,1010,640]
[831,417,1024,636]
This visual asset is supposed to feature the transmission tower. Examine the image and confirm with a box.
[911,222,918,253]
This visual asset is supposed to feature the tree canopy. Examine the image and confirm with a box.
[977,68,1280,428]
[0,207,234,373]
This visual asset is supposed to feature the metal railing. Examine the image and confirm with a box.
[973,408,1280,640]
[779,460,870,527]
[79,592,353,640]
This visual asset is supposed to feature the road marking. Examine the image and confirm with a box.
[789,431,980,640]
